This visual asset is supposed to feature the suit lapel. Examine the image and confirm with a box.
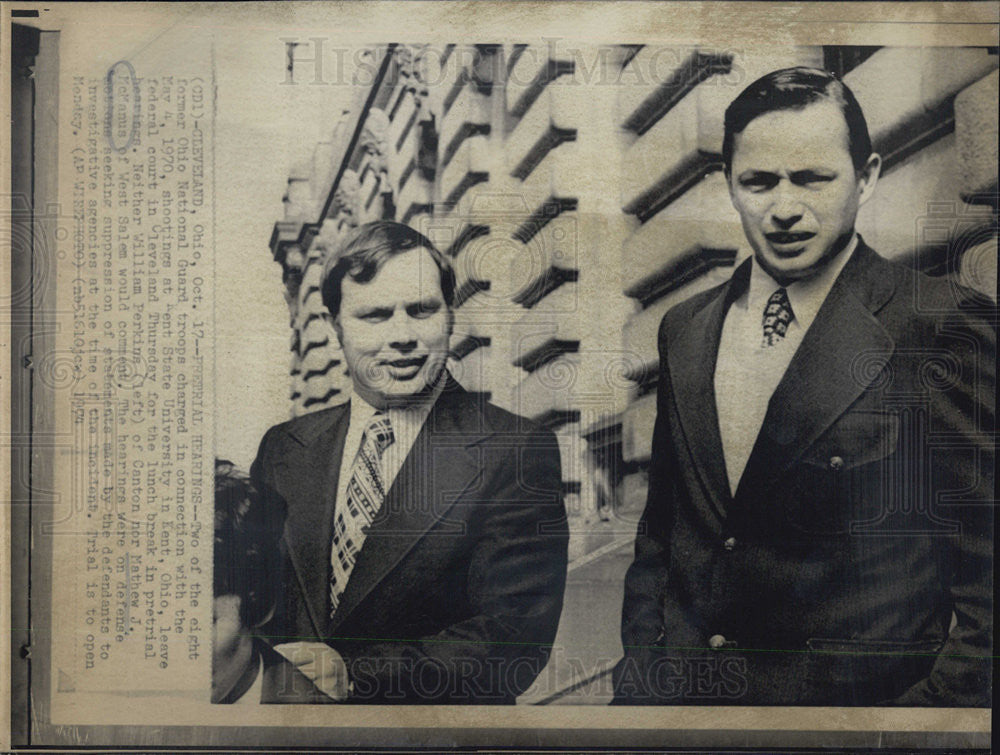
[734,241,896,505]
[275,404,350,641]
[668,261,749,516]
[327,380,488,637]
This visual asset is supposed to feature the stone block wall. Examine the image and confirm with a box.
[270,44,997,528]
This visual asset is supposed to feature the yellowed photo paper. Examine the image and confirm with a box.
[4,1,996,750]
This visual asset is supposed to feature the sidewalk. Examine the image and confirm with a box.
[518,515,639,705]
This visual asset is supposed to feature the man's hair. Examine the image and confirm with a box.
[214,459,285,629]
[321,220,456,318]
[722,66,873,175]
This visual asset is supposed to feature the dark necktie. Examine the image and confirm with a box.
[762,287,795,347]
[330,412,395,615]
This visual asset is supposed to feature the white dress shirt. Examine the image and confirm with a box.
[714,236,858,495]
[332,377,445,571]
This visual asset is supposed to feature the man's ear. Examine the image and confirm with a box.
[857,153,882,206]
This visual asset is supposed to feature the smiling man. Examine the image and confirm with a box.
[250,221,568,704]
[614,68,994,706]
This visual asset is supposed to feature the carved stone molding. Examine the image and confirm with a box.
[396,44,436,108]
[358,107,391,176]
[312,218,345,266]
[329,169,361,229]
[281,244,305,321]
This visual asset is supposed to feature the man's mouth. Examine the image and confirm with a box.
[382,355,427,376]
[765,231,815,248]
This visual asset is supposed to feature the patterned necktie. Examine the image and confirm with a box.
[762,287,795,347]
[330,412,395,615]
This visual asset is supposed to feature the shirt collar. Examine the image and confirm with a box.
[747,234,858,331]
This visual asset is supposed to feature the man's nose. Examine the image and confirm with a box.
[388,336,417,352]
[770,211,804,230]
[768,187,804,229]
[387,314,418,351]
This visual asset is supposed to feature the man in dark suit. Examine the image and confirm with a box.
[614,67,994,707]
[251,221,568,704]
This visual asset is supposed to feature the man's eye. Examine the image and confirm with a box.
[407,301,441,319]
[739,174,779,191]
[792,171,835,186]
[360,310,392,323]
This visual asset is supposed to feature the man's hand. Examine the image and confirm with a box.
[273,641,349,702]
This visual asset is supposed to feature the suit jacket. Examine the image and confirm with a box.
[614,240,994,706]
[213,640,333,704]
[251,377,568,704]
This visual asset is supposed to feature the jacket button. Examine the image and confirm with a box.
[708,634,727,650]
[723,536,737,551]
[829,455,845,471]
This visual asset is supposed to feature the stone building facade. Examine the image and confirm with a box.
[267,42,996,702]
[269,43,997,541]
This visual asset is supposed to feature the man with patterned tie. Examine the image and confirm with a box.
[614,67,994,706]
[251,221,568,703]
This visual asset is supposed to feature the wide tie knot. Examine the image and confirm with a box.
[762,287,795,347]
[364,412,395,458]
